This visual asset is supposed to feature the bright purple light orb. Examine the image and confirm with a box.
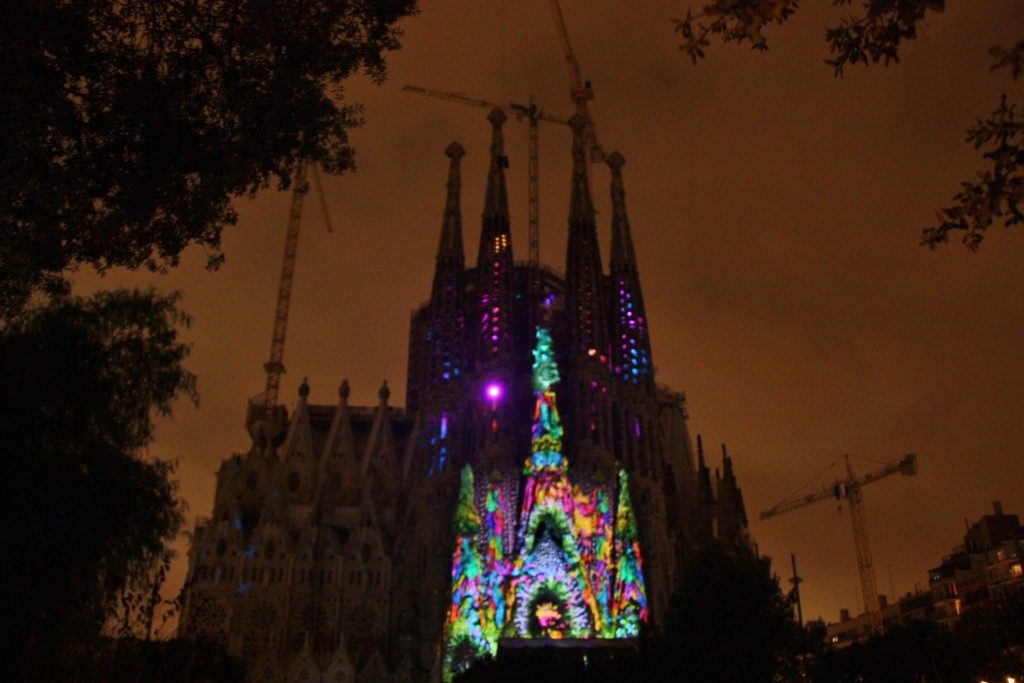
[486,383,502,399]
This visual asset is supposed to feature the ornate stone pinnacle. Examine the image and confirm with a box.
[606,150,626,172]
[445,141,465,161]
[488,108,507,127]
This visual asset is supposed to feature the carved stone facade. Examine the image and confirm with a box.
[178,112,753,682]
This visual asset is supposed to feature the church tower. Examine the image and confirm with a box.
[471,110,520,470]
[177,110,756,683]
[428,142,467,391]
[606,151,653,394]
[562,114,614,477]
[476,110,515,368]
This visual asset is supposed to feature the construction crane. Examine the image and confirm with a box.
[403,84,569,293]
[548,0,604,165]
[760,453,918,635]
[247,160,334,434]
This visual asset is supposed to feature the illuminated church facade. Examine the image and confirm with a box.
[178,112,753,682]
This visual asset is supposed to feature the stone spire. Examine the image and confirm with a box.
[362,380,399,505]
[320,379,360,504]
[565,113,608,358]
[563,114,613,476]
[477,109,512,270]
[481,109,510,227]
[606,151,653,391]
[716,444,751,556]
[427,143,467,389]
[607,151,637,272]
[695,435,716,547]
[437,142,465,266]
[476,110,514,365]
[568,114,596,224]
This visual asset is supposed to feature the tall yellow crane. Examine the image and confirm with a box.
[760,453,918,635]
[246,161,334,436]
[548,0,604,166]
[403,84,570,293]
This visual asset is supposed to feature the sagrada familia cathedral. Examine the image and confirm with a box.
[178,112,754,682]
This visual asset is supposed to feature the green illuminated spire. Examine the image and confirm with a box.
[532,327,559,393]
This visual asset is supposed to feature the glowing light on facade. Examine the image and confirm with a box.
[613,275,651,385]
[442,328,648,681]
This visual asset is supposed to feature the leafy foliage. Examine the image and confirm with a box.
[677,0,1024,250]
[0,0,417,316]
[675,0,944,69]
[824,0,945,76]
[0,289,196,680]
[923,95,1024,250]
[107,550,181,642]
[676,0,799,63]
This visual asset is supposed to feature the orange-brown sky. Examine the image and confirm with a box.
[80,0,1024,627]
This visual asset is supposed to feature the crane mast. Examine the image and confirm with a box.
[844,457,881,633]
[247,161,333,433]
[262,161,308,413]
[548,0,604,165]
[760,453,918,635]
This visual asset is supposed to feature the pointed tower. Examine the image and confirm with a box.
[606,152,654,394]
[282,379,317,503]
[564,114,613,473]
[362,381,400,507]
[442,465,490,678]
[565,114,609,360]
[715,444,752,557]
[476,110,515,367]
[321,379,360,505]
[430,142,468,388]
[695,435,716,547]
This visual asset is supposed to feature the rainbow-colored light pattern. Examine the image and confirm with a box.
[442,328,648,681]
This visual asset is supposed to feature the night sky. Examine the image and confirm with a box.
[79,0,1024,626]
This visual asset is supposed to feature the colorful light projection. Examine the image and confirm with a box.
[612,469,648,636]
[480,481,510,636]
[510,487,593,639]
[427,411,450,477]
[526,328,564,473]
[442,328,648,681]
[444,467,492,676]
[613,277,651,384]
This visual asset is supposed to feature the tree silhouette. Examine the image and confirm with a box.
[676,0,1024,252]
[0,289,196,680]
[667,544,801,682]
[1,0,417,316]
